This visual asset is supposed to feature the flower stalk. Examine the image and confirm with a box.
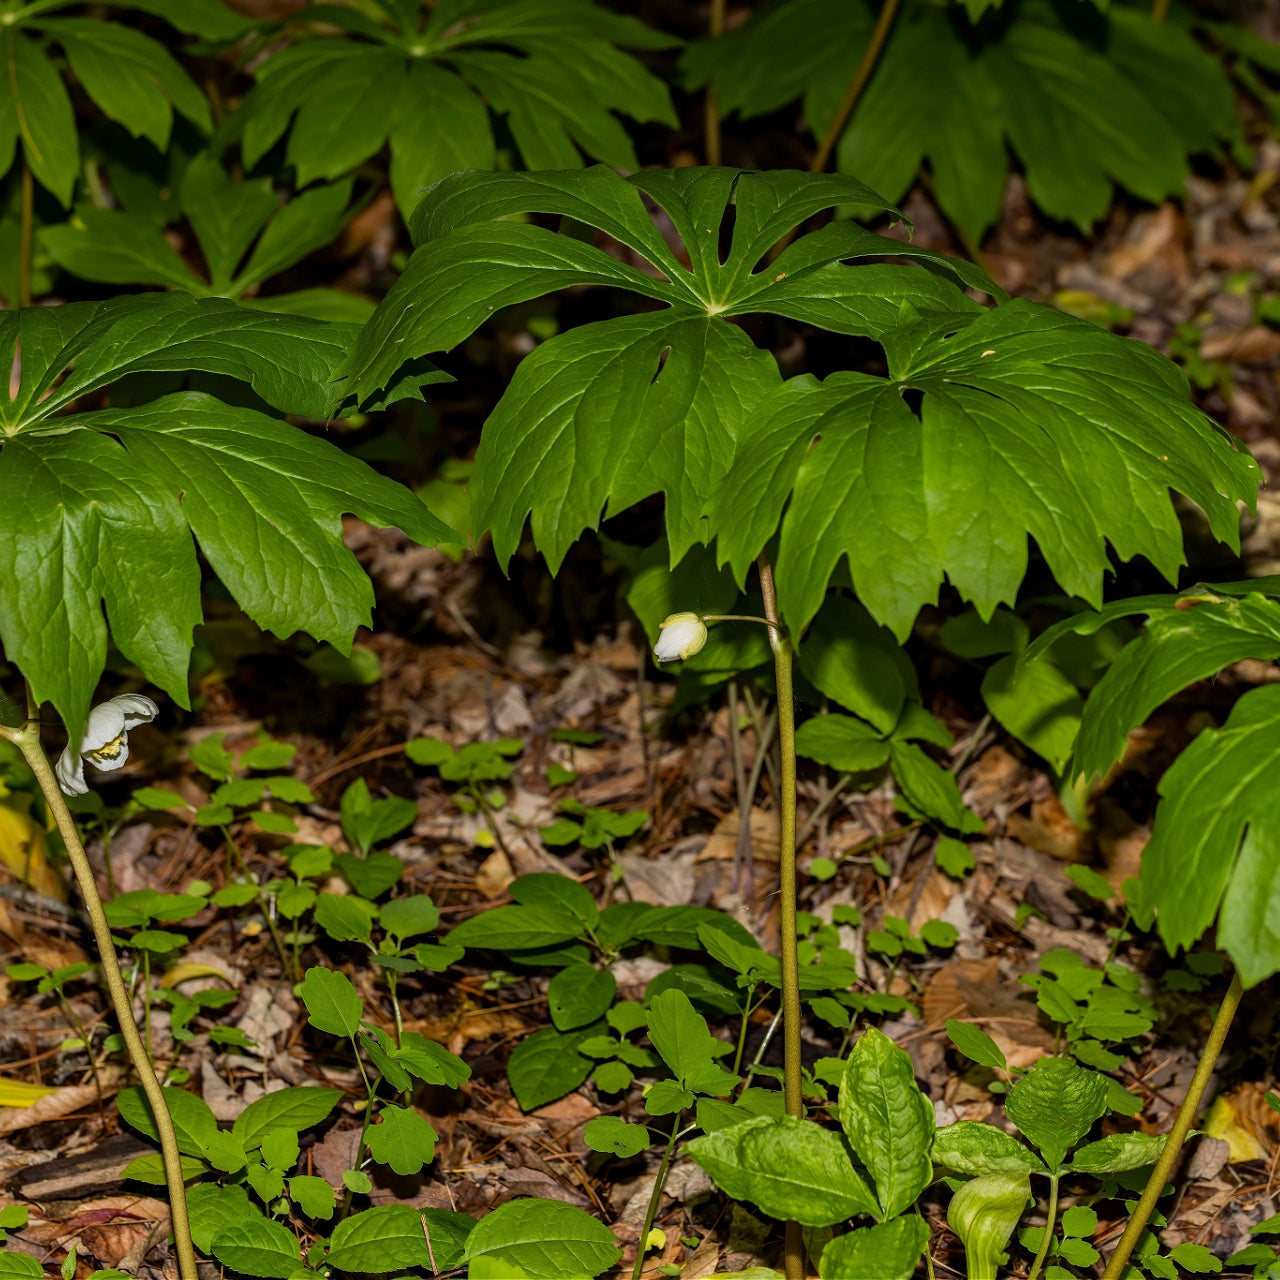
[0,709,198,1280]
[653,569,804,1280]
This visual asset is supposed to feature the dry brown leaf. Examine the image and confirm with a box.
[924,957,1052,1069]
[1006,793,1087,862]
[0,1068,122,1135]
[698,807,780,864]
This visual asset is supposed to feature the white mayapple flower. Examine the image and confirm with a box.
[55,694,159,797]
[654,612,708,662]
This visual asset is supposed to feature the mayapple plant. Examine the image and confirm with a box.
[340,162,1260,1279]
[0,289,457,1280]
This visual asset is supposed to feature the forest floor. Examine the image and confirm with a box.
[4,135,1280,1280]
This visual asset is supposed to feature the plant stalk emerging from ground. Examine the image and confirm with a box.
[0,707,197,1280]
[1101,970,1245,1279]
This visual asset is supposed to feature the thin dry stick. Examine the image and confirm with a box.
[704,0,727,165]
[1,716,197,1280]
[1102,971,1245,1279]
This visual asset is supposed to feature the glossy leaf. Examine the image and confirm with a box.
[713,304,1258,639]
[687,1114,880,1227]
[795,714,892,774]
[1136,684,1280,980]
[299,966,362,1038]
[367,1104,437,1175]
[461,1197,620,1279]
[1004,1057,1109,1170]
[819,1216,929,1280]
[1035,589,1280,783]
[682,0,1239,241]
[932,1122,1046,1177]
[838,1027,934,1219]
[341,166,994,570]
[235,0,676,217]
[507,1022,602,1110]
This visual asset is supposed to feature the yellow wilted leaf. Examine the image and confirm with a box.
[1205,1094,1270,1163]
[161,962,233,989]
[0,803,66,901]
[0,1076,57,1107]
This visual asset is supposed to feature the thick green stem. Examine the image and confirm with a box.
[1102,971,1245,1280]
[632,1116,683,1280]
[757,557,803,1280]
[1026,1174,1060,1280]
[1,719,197,1280]
[1151,0,1170,20]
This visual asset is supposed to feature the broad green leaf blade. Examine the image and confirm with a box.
[342,221,669,406]
[994,15,1185,230]
[5,294,405,424]
[1070,592,1280,783]
[326,1204,440,1272]
[818,1216,929,1280]
[980,651,1082,773]
[1219,812,1280,990]
[1004,1057,1109,1170]
[471,312,781,571]
[448,903,582,950]
[111,0,257,40]
[680,0,871,128]
[299,965,362,1037]
[366,1104,437,1175]
[686,1114,880,1227]
[235,178,355,293]
[118,1084,218,1156]
[280,47,405,187]
[408,167,686,276]
[210,1218,301,1279]
[799,595,917,733]
[461,1198,620,1279]
[1137,684,1280,960]
[178,153,276,289]
[838,1027,934,1219]
[1066,1131,1165,1174]
[40,206,199,290]
[944,1020,1008,1073]
[83,392,456,651]
[231,1086,343,1149]
[584,1115,650,1158]
[837,6,1005,244]
[716,300,1258,640]
[507,1023,601,1110]
[7,31,76,206]
[794,714,891,774]
[890,742,982,834]
[932,1121,1046,1177]
[645,988,737,1095]
[388,63,495,218]
[0,429,201,742]
[48,19,211,151]
[547,966,616,1032]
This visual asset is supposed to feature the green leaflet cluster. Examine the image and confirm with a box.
[41,153,368,322]
[225,0,678,218]
[0,293,454,750]
[0,0,248,208]
[341,165,1258,643]
[681,0,1241,241]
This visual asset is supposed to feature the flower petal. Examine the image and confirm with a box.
[103,694,159,733]
[55,747,87,797]
[81,702,128,754]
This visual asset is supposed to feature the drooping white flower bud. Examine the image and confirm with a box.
[654,612,708,662]
[55,694,159,796]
